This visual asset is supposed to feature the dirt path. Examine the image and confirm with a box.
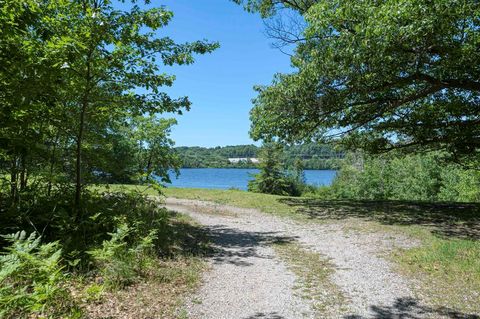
[166,198,434,319]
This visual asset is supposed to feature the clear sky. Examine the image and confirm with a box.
[156,0,293,147]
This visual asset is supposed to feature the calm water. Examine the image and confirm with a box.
[167,168,336,190]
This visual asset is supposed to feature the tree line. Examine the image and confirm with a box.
[175,143,344,169]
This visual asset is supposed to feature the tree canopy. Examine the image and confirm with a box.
[0,0,218,209]
[235,0,480,166]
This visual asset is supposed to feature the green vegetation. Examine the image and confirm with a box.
[273,242,346,314]
[0,0,216,317]
[0,232,81,318]
[83,213,210,318]
[313,152,480,202]
[248,143,307,196]
[396,235,480,313]
[174,143,343,169]
[0,189,212,317]
[235,0,480,166]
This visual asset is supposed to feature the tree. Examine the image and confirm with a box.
[42,0,218,214]
[0,0,218,216]
[235,0,480,167]
[248,143,293,195]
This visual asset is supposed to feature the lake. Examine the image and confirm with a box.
[167,168,337,190]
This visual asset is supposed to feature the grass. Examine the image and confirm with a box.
[163,187,297,217]
[96,184,299,218]
[394,234,480,313]
[273,242,347,316]
[83,257,205,319]
[95,184,301,220]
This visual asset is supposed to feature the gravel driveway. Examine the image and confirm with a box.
[165,198,459,319]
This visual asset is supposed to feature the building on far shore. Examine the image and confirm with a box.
[227,157,259,164]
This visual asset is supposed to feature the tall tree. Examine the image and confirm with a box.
[235,0,480,166]
[45,0,218,214]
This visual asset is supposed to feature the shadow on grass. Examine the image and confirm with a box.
[278,198,480,239]
[344,297,479,319]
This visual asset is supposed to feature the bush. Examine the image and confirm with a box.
[320,152,480,202]
[0,231,81,318]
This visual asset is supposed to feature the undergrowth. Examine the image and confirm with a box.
[0,189,210,318]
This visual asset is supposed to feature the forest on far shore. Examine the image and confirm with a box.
[174,143,344,169]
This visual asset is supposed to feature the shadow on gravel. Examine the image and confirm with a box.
[278,198,480,239]
[243,312,285,318]
[344,297,479,319]
[159,211,214,258]
[204,225,297,267]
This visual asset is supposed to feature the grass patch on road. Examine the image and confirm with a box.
[273,242,347,315]
[164,187,297,217]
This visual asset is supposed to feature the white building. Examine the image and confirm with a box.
[228,157,259,164]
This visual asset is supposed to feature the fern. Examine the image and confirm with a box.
[0,231,80,318]
[88,223,158,289]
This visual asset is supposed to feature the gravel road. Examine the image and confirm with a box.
[165,198,459,319]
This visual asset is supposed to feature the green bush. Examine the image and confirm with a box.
[319,152,480,202]
[0,231,81,318]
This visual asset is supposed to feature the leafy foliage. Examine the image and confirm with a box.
[0,231,80,318]
[236,0,480,166]
[248,143,306,196]
[0,1,218,316]
[320,152,480,202]
[88,223,158,289]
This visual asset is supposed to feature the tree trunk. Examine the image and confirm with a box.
[10,156,18,202]
[19,152,27,191]
[74,98,87,217]
[47,134,59,196]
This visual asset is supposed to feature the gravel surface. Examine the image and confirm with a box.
[166,198,440,319]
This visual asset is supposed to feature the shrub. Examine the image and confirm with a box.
[248,143,306,196]
[323,152,480,202]
[0,231,80,318]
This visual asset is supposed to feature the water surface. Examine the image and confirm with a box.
[167,168,336,190]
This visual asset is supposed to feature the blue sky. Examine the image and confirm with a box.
[155,0,293,147]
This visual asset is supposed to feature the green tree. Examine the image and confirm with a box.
[0,0,218,248]
[235,0,480,166]
[248,143,292,195]
[46,0,218,214]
